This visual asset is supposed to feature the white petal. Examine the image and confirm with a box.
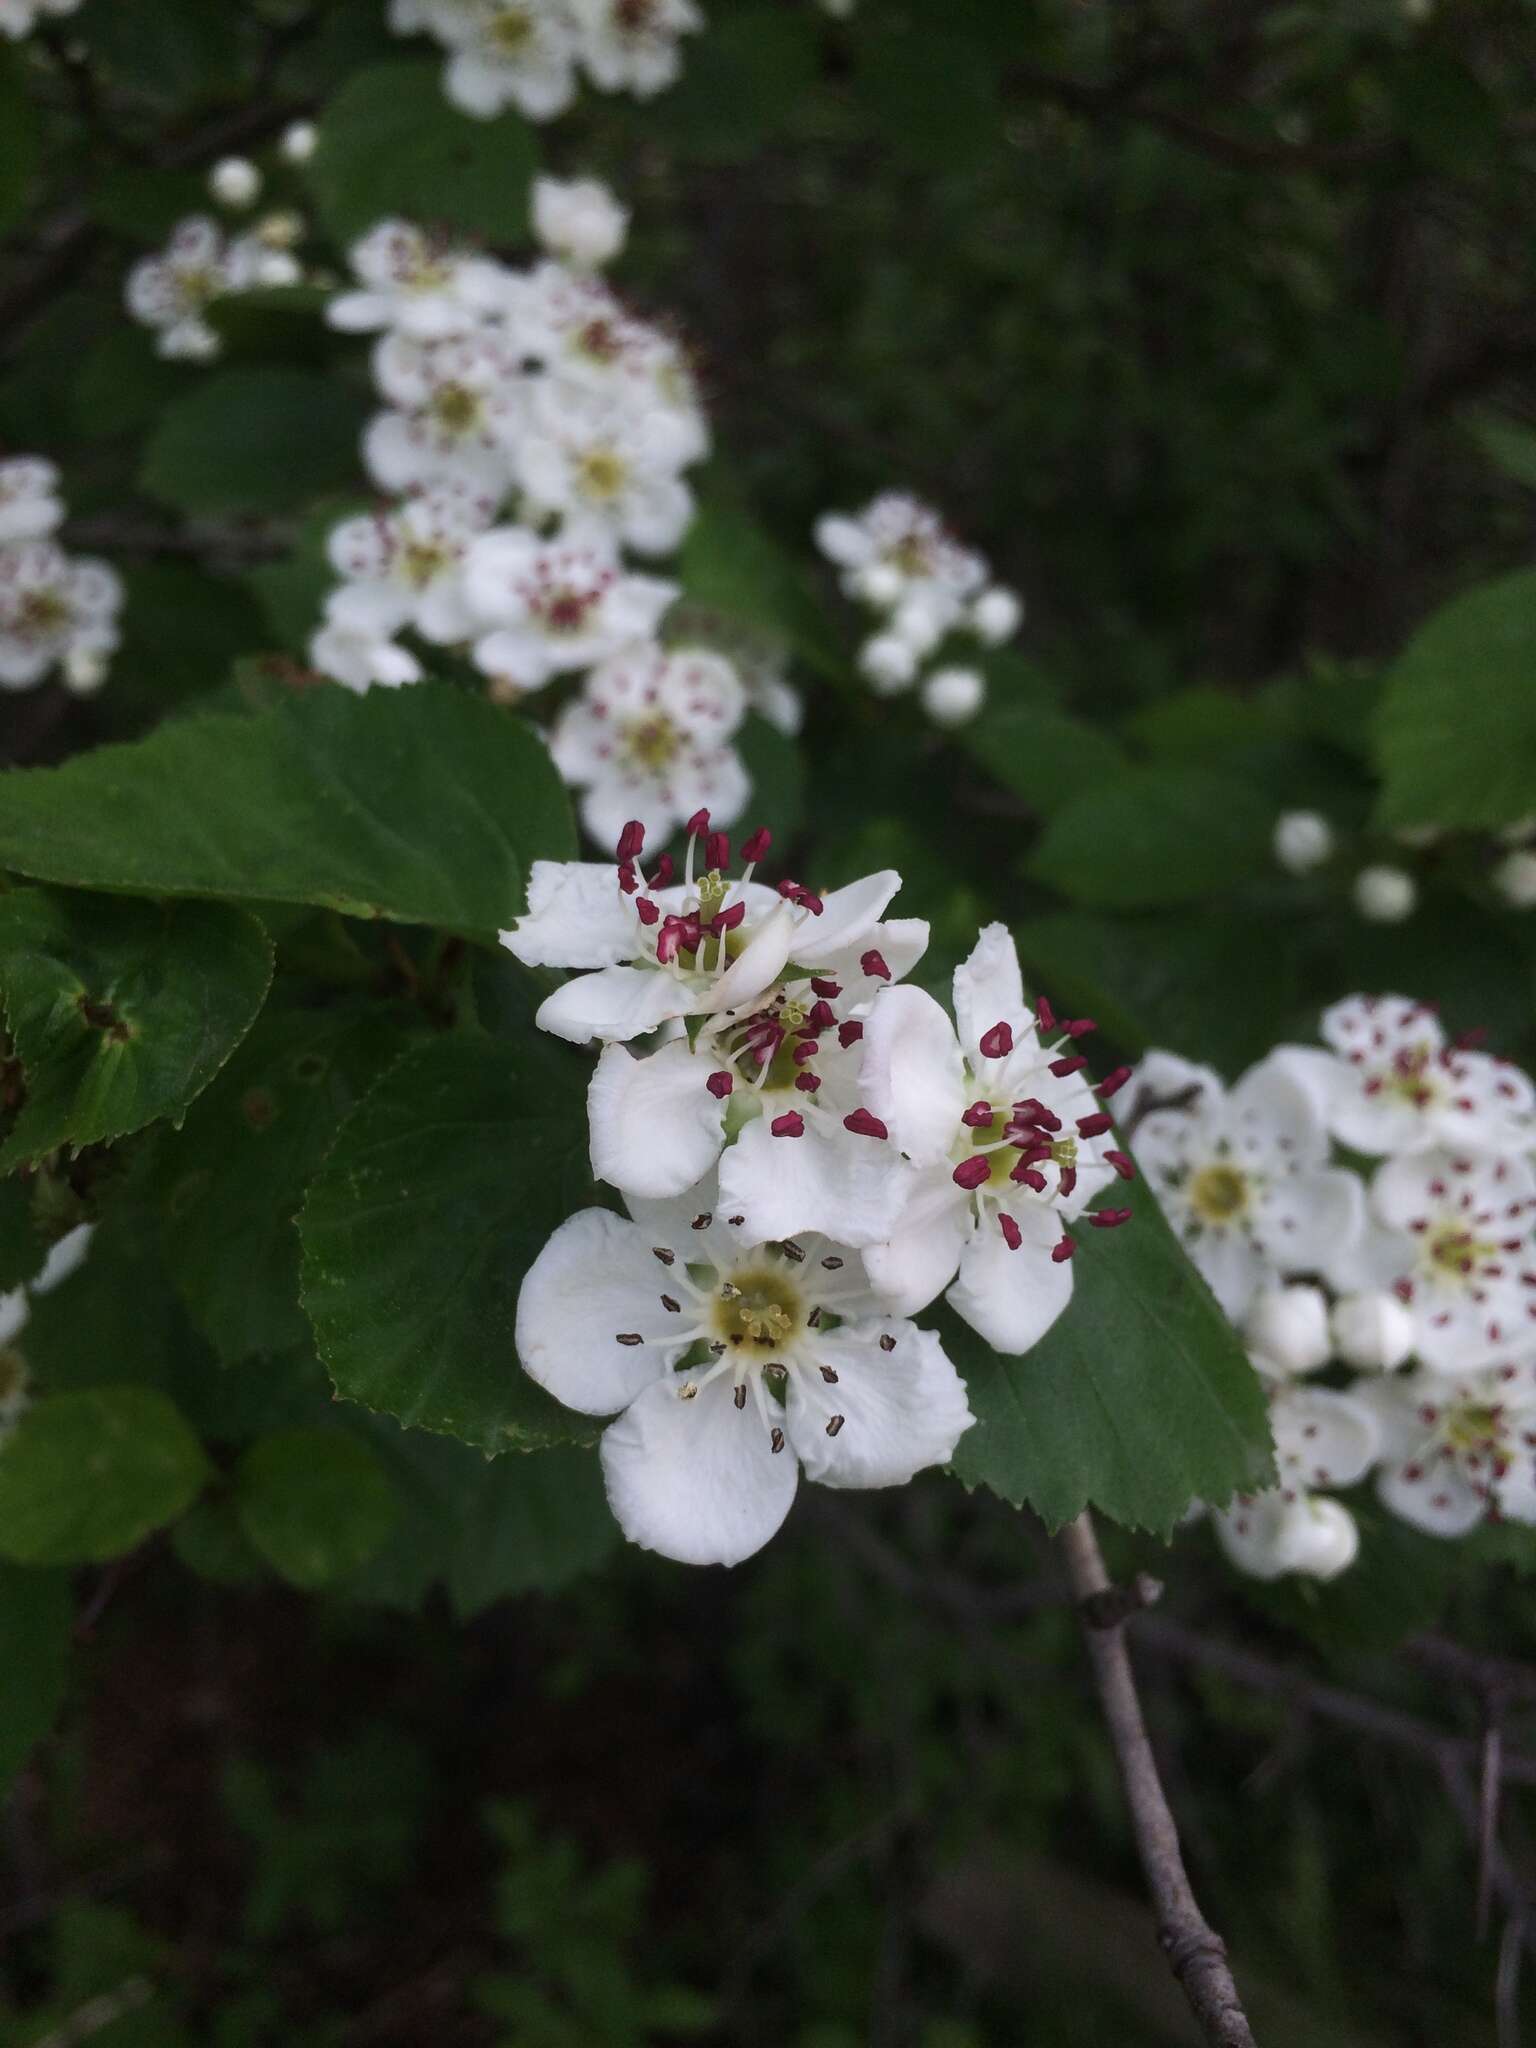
[700,901,796,1016]
[0,1288,29,1345]
[862,1174,970,1316]
[515,1208,684,1415]
[947,1214,1074,1356]
[589,1039,726,1200]
[1226,1055,1328,1171]
[953,922,1025,1059]
[858,984,965,1166]
[790,871,902,968]
[786,1320,974,1487]
[715,1111,910,1250]
[600,1371,798,1566]
[31,1222,93,1295]
[1190,1228,1268,1320]
[1378,1456,1485,1537]
[535,964,690,1045]
[502,860,639,971]
[1271,1385,1379,1489]
[1252,1167,1365,1279]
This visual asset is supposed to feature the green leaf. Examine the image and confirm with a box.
[962,702,1127,817]
[680,485,843,681]
[0,1177,47,1293]
[0,1388,209,1565]
[141,368,370,517]
[1374,569,1536,832]
[0,1563,71,1797]
[154,1004,416,1361]
[0,685,575,935]
[735,712,806,845]
[948,1191,1274,1534]
[310,58,537,246]
[0,49,39,234]
[235,1427,398,1590]
[1463,406,1536,492]
[105,562,270,724]
[659,4,817,160]
[299,1036,599,1454]
[443,1446,618,1617]
[1030,765,1275,909]
[0,890,273,1173]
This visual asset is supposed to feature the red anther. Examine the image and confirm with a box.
[952,1155,992,1190]
[771,1111,805,1138]
[792,1038,818,1065]
[1051,1235,1078,1263]
[1090,1207,1133,1229]
[741,827,772,863]
[617,862,639,896]
[1013,1098,1062,1133]
[844,1108,889,1140]
[649,853,675,889]
[1106,1150,1136,1181]
[1058,1163,1078,1198]
[961,1101,996,1129]
[1076,1112,1113,1138]
[706,831,730,871]
[1011,1165,1047,1193]
[1097,1066,1133,1098]
[776,877,802,899]
[706,1071,734,1099]
[806,999,836,1032]
[795,1071,822,1093]
[1008,1137,1053,1165]
[979,1021,1014,1060]
[838,1020,864,1048]
[792,887,824,915]
[861,950,891,981]
[1049,1055,1087,1078]
[999,1213,1023,1251]
[656,914,696,964]
[616,820,645,862]
[713,900,746,932]
[1035,995,1056,1032]
[636,897,660,926]
[1065,1018,1097,1038]
[810,978,842,999]
[686,808,711,837]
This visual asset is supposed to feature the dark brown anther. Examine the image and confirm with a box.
[615,1333,644,1346]
[733,1384,747,1410]
[652,1246,676,1265]
[821,1256,844,1270]
[660,1294,680,1313]
[727,1214,745,1226]
[764,1362,788,1385]
[879,1334,896,1352]
[807,1306,822,1328]
[781,1239,806,1263]
[818,1364,839,1384]
[692,1212,712,1230]
[825,1414,845,1437]
[770,1427,786,1454]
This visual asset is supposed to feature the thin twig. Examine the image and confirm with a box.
[1057,1512,1258,2048]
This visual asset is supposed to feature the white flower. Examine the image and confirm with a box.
[969,585,1022,645]
[0,543,121,691]
[858,633,919,695]
[326,484,496,646]
[1493,850,1536,910]
[513,382,696,556]
[1130,1049,1364,1320]
[327,220,506,340]
[1273,809,1334,875]
[920,666,986,728]
[280,120,318,164]
[309,599,424,693]
[1215,1492,1360,1581]
[0,457,63,545]
[1243,1283,1331,1376]
[0,0,80,41]
[462,524,677,689]
[815,493,986,612]
[531,175,629,269]
[516,1198,973,1566]
[849,561,904,609]
[856,925,1129,1352]
[664,605,802,736]
[424,0,579,119]
[1330,1289,1415,1372]
[1280,994,1536,1157]
[1214,1369,1377,1579]
[32,1222,93,1294]
[364,329,523,497]
[124,215,232,361]
[1354,864,1416,923]
[548,643,748,849]
[568,0,702,98]
[1358,1361,1536,1535]
[209,157,261,209]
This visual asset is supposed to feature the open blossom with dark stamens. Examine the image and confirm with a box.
[1355,1361,1536,1536]
[327,218,509,340]
[323,483,495,650]
[461,523,677,689]
[856,923,1125,1353]
[1277,994,1536,1159]
[515,1190,973,1566]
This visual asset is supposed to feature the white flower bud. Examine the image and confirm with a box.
[970,585,1022,645]
[257,210,304,250]
[1244,1283,1331,1376]
[1494,849,1536,910]
[847,560,904,609]
[1272,809,1334,875]
[531,175,629,270]
[858,632,918,695]
[1330,1290,1415,1372]
[1354,864,1416,923]
[253,250,301,288]
[890,587,951,656]
[209,157,261,209]
[280,121,319,164]
[1283,1497,1359,1581]
[920,665,986,728]
[62,645,109,696]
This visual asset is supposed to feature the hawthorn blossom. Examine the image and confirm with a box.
[0,458,62,545]
[420,0,580,119]
[0,543,121,691]
[547,643,747,848]
[1214,1491,1360,1582]
[461,524,677,689]
[516,1198,973,1566]
[513,381,696,555]
[857,925,1128,1353]
[309,599,423,693]
[124,216,234,361]
[531,175,629,269]
[1130,1050,1365,1320]
[568,0,703,97]
[364,329,524,497]
[1358,1361,1536,1535]
[815,493,985,616]
[1212,1355,1378,1580]
[326,484,496,645]
[1279,994,1536,1158]
[665,604,802,737]
[327,220,507,340]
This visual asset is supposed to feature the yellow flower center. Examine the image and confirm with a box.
[1189,1164,1249,1224]
[578,446,628,501]
[711,1268,804,1349]
[431,383,481,434]
[620,714,681,772]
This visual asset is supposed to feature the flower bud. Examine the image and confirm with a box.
[848,560,904,609]
[890,587,951,656]
[1244,1283,1331,1376]
[1353,864,1416,924]
[1272,809,1333,875]
[280,121,319,164]
[531,174,629,270]
[209,157,261,209]
[858,632,918,695]
[1493,849,1536,911]
[970,585,1023,645]
[62,645,109,696]
[1329,1290,1414,1372]
[1281,1497,1359,1581]
[920,665,986,728]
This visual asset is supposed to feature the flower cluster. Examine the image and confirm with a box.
[311,183,771,848]
[0,0,80,39]
[388,0,703,121]
[510,815,1136,1565]
[814,491,1022,728]
[1135,996,1536,1581]
[124,211,305,362]
[0,457,121,696]
[1272,805,1536,925]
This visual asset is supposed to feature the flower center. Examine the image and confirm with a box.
[711,1266,804,1350]
[577,446,628,501]
[1425,1225,1497,1282]
[489,6,534,52]
[1445,1402,1501,1454]
[1189,1164,1249,1223]
[539,585,599,633]
[400,539,450,588]
[430,383,482,434]
[619,713,681,772]
[16,589,68,639]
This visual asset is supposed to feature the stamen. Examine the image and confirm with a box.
[1090,1208,1133,1229]
[962,1101,996,1129]
[1077,1112,1113,1138]
[818,1363,838,1382]
[825,1415,845,1437]
[795,1072,822,1093]
[1049,1055,1087,1078]
[679,1383,698,1401]
[649,853,674,888]
[821,1256,844,1270]
[953,1156,991,1189]
[706,1071,733,1098]
[763,1362,788,1386]
[636,898,659,926]
[1097,1066,1133,1098]
[1105,1150,1136,1181]
[1011,1164,1047,1192]
[1064,1018,1096,1038]
[999,1213,1023,1251]
[770,1427,786,1454]
[616,820,645,862]
[879,1334,896,1352]
[652,1247,675,1265]
[617,862,639,896]
[741,827,771,863]
[705,831,730,871]
[844,1108,889,1140]
[808,1306,822,1328]
[660,1295,681,1312]
[810,978,841,999]
[692,1212,712,1230]
[1014,1098,1061,1132]
[686,808,711,836]
[1051,1235,1078,1263]
[772,1111,806,1137]
[734,1384,747,1409]
[713,901,746,933]
[615,1332,644,1345]
[838,1021,864,1047]
[979,1021,1013,1059]
[860,950,891,981]
[780,1240,806,1263]
[1035,995,1057,1031]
